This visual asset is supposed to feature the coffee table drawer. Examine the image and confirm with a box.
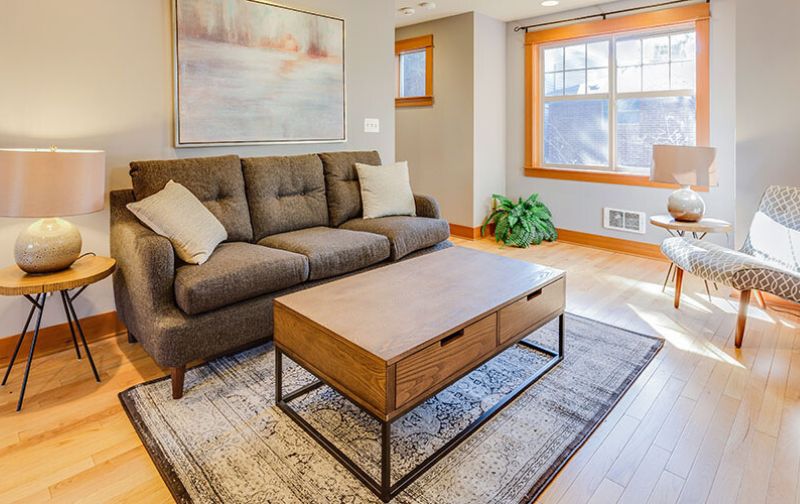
[498,277,565,344]
[395,313,497,409]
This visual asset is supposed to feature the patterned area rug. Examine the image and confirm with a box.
[120,314,662,503]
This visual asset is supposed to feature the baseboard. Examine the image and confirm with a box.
[449,223,483,240]
[556,228,666,261]
[0,310,125,367]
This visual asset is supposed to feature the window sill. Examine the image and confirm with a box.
[524,166,709,192]
[396,96,433,108]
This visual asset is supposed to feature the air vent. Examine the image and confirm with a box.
[603,207,646,234]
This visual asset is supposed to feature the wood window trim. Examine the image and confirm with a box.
[396,35,434,108]
[523,3,711,189]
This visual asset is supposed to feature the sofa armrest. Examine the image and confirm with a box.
[110,190,176,324]
[414,194,442,220]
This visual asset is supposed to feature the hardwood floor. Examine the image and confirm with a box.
[1,237,797,503]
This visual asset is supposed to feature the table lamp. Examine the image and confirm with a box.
[650,144,717,222]
[0,148,106,274]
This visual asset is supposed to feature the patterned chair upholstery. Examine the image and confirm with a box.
[660,186,800,347]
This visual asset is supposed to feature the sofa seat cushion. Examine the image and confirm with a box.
[259,226,390,280]
[340,216,451,261]
[174,242,309,316]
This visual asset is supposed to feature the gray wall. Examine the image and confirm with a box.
[396,13,476,227]
[505,0,737,246]
[0,0,396,337]
[735,0,800,242]
[397,12,507,228]
[473,13,508,227]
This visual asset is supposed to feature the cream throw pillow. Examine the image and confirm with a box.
[355,161,416,219]
[127,180,227,265]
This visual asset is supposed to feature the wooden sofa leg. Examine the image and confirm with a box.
[736,290,751,348]
[171,366,186,399]
[127,332,137,344]
[674,268,684,309]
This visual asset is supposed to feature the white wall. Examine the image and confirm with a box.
[735,0,800,242]
[473,13,508,227]
[505,0,737,246]
[396,13,476,227]
[0,0,396,338]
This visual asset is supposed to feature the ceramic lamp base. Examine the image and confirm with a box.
[14,218,82,274]
[668,185,706,222]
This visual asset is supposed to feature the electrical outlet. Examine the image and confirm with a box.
[364,118,380,133]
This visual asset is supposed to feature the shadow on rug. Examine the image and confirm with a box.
[120,313,662,503]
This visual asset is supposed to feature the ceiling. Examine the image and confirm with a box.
[395,0,620,27]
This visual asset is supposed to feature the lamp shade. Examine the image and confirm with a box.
[0,149,106,218]
[650,145,718,187]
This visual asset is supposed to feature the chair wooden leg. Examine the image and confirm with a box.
[674,268,684,309]
[754,290,767,309]
[171,366,186,399]
[736,290,751,348]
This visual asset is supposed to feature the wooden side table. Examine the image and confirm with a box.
[0,256,116,411]
[650,215,733,301]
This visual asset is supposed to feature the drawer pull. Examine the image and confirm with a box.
[440,329,465,346]
[527,289,543,302]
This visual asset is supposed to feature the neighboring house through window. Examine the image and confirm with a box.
[524,4,710,188]
[396,35,433,107]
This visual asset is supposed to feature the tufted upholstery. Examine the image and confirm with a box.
[242,154,328,241]
[130,155,253,242]
[661,186,800,304]
[319,150,382,226]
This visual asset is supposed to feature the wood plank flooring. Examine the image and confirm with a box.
[0,237,797,503]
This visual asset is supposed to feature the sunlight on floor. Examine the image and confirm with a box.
[628,304,746,369]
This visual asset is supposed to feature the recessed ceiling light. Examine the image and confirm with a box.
[419,2,436,9]
[541,0,560,6]
[400,7,415,15]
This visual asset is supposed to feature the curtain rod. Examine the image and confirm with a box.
[513,0,709,32]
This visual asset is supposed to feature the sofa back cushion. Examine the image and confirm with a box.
[242,154,328,241]
[319,151,382,226]
[130,155,253,242]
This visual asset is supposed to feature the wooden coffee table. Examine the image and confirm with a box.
[274,246,565,502]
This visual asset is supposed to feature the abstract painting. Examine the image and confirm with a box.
[173,0,345,146]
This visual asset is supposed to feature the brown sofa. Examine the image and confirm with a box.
[110,151,451,398]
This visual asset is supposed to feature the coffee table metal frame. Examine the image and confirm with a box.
[275,313,564,503]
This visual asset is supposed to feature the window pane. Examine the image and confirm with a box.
[544,72,564,96]
[587,68,608,94]
[616,39,641,66]
[616,96,697,171]
[544,100,609,167]
[544,47,564,72]
[400,50,426,97]
[564,70,585,95]
[670,32,695,61]
[643,63,670,91]
[565,44,586,70]
[587,41,609,68]
[643,36,670,64]
[617,66,641,93]
[671,60,695,90]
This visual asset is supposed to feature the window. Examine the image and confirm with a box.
[525,4,710,188]
[396,35,433,107]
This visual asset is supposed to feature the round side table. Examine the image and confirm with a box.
[0,256,116,411]
[650,215,733,301]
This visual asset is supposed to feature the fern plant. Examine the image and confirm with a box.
[481,193,557,248]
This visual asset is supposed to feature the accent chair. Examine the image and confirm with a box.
[661,185,800,347]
